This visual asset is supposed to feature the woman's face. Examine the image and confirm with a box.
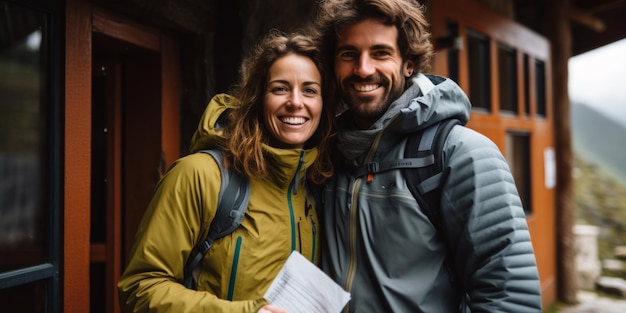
[263,54,323,149]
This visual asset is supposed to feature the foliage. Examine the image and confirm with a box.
[574,154,626,264]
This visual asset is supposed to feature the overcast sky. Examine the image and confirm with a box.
[568,38,626,122]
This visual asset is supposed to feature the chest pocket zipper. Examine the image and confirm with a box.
[226,236,243,300]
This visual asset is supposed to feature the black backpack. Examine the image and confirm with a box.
[183,118,459,289]
[404,118,460,232]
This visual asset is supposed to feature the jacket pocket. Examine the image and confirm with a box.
[226,236,243,300]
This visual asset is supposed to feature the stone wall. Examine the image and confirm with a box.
[574,224,601,290]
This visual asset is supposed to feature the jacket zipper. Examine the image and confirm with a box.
[226,236,242,300]
[343,129,388,313]
[343,177,362,296]
[288,150,305,251]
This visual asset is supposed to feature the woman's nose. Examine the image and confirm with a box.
[287,91,304,109]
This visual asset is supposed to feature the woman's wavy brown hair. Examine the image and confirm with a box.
[224,30,335,185]
[312,0,434,77]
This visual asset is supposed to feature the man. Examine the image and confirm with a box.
[312,0,543,312]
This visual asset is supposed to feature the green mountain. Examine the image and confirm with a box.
[571,101,626,185]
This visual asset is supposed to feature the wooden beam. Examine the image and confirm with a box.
[65,0,92,311]
[546,0,579,304]
[92,9,161,52]
[588,0,626,14]
[568,6,605,32]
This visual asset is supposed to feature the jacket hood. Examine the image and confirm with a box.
[189,93,239,153]
[391,74,470,132]
[337,74,471,160]
[189,93,318,189]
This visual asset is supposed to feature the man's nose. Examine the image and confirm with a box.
[354,55,375,77]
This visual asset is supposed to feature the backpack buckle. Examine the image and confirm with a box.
[367,162,379,174]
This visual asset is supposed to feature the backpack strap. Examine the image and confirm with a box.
[403,118,460,231]
[348,118,460,231]
[183,149,250,289]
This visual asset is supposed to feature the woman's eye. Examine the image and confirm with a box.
[338,51,357,60]
[271,86,288,93]
[304,88,319,95]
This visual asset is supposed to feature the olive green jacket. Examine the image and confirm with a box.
[118,94,320,312]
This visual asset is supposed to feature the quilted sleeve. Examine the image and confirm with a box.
[440,126,542,312]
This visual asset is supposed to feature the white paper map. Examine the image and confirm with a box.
[264,251,351,313]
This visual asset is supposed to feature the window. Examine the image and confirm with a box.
[0,279,48,312]
[523,54,530,116]
[506,132,532,214]
[466,29,491,111]
[535,60,546,117]
[446,19,460,83]
[0,0,49,273]
[0,1,60,311]
[498,44,517,114]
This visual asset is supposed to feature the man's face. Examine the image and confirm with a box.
[334,18,414,129]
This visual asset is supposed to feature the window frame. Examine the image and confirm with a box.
[0,0,62,311]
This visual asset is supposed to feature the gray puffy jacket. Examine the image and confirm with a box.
[321,74,542,313]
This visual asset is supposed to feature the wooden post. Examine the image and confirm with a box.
[65,0,92,311]
[545,0,579,303]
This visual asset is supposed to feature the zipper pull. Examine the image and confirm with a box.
[293,150,305,195]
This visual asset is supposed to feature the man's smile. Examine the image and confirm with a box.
[352,82,380,92]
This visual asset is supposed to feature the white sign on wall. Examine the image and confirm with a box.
[544,147,556,189]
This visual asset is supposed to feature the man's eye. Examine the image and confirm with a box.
[373,50,391,57]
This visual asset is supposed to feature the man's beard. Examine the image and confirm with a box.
[339,74,404,125]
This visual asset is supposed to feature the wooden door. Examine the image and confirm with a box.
[65,3,180,311]
[91,56,123,313]
[91,24,164,313]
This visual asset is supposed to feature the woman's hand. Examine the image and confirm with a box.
[257,304,288,313]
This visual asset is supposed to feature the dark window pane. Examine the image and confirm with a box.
[0,1,49,272]
[91,74,107,244]
[523,54,530,116]
[446,19,459,83]
[506,132,532,214]
[498,43,517,114]
[466,29,491,111]
[90,262,106,313]
[535,60,546,117]
[0,279,47,313]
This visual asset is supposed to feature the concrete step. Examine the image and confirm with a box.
[596,276,626,298]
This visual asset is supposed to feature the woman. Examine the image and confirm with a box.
[118,31,334,313]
